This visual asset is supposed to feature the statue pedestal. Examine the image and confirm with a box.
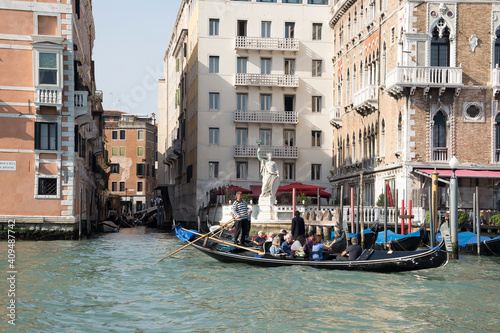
[256,196,275,221]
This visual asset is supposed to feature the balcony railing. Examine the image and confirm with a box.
[234,110,298,124]
[74,91,89,117]
[34,87,62,111]
[432,148,448,161]
[235,73,299,87]
[235,36,299,52]
[493,67,500,95]
[386,66,463,94]
[329,107,342,128]
[234,145,298,159]
[352,85,378,116]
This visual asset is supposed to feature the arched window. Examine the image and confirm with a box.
[397,113,403,152]
[353,9,357,36]
[495,114,500,161]
[359,62,364,89]
[353,65,357,95]
[346,69,351,103]
[433,111,447,160]
[359,131,362,162]
[346,135,351,165]
[380,119,385,156]
[348,14,351,40]
[495,28,500,67]
[352,132,356,163]
[431,19,450,67]
[381,43,387,85]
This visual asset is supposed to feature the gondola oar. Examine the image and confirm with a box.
[181,228,264,255]
[158,212,249,262]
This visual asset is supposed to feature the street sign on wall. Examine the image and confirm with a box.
[0,161,16,171]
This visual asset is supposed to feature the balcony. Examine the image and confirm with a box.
[34,87,62,112]
[353,85,378,116]
[234,110,298,124]
[329,107,342,129]
[164,147,176,164]
[385,66,463,97]
[493,66,500,95]
[173,138,182,156]
[74,91,89,117]
[235,36,299,52]
[235,73,299,88]
[432,148,448,161]
[234,145,298,159]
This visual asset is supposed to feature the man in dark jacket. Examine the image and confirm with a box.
[291,210,305,240]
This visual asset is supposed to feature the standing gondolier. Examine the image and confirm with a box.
[232,191,252,244]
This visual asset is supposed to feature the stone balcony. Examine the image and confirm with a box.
[385,66,463,97]
[34,87,63,112]
[235,73,299,88]
[329,107,342,129]
[353,85,378,116]
[234,110,298,124]
[235,36,299,52]
[74,91,89,117]
[234,145,298,159]
[492,67,500,96]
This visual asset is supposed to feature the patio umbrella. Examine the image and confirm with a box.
[277,182,327,192]
[215,185,251,195]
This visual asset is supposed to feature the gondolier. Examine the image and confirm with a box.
[232,191,252,245]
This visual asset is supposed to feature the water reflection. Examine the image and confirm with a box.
[2,227,499,332]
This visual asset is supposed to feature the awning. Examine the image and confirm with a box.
[250,185,261,198]
[416,169,500,178]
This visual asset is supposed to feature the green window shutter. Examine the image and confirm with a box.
[34,122,40,149]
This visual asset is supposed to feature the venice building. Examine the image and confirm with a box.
[0,0,106,236]
[158,0,333,222]
[329,0,500,214]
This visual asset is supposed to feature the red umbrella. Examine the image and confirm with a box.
[216,184,251,195]
[277,182,327,192]
[295,189,331,198]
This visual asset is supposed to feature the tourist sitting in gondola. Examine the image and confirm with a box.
[339,237,362,261]
[270,237,286,257]
[291,235,306,252]
[281,234,294,255]
[311,235,334,261]
[278,229,288,244]
[252,230,267,246]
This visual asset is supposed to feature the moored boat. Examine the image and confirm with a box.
[174,226,448,273]
[437,231,500,256]
[374,225,425,251]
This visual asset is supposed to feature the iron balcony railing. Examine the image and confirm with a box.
[234,110,298,124]
[235,73,299,87]
[235,36,299,51]
[234,145,298,159]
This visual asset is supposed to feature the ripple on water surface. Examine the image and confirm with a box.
[2,227,500,332]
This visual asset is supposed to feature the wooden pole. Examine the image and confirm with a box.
[356,191,360,234]
[394,189,399,233]
[158,212,248,262]
[181,228,264,255]
[384,184,388,246]
[350,187,354,233]
[408,199,412,233]
[292,188,296,214]
[401,199,405,235]
[429,185,435,247]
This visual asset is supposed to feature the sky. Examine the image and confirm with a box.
[92,0,183,116]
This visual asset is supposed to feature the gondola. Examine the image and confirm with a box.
[437,231,500,256]
[328,222,379,253]
[373,225,425,251]
[174,226,448,273]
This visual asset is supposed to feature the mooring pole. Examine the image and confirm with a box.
[477,207,481,256]
[473,193,476,234]
[356,191,360,234]
[394,189,398,233]
[384,184,388,247]
[449,156,460,259]
[408,199,412,233]
[429,186,435,248]
[350,187,355,233]
[292,188,296,214]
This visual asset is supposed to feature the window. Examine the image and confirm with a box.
[311,164,321,180]
[312,60,322,77]
[261,21,271,38]
[120,130,126,140]
[137,130,144,140]
[110,164,120,173]
[283,0,301,3]
[236,162,248,179]
[112,130,118,140]
[284,130,295,147]
[380,119,385,156]
[260,94,271,111]
[237,57,247,74]
[137,163,145,177]
[236,128,247,146]
[237,20,247,37]
[285,22,295,38]
[237,93,248,111]
[312,96,322,112]
[39,53,58,85]
[308,0,327,3]
[312,23,322,40]
[137,182,143,192]
[209,162,219,179]
[209,56,219,73]
[260,129,271,146]
[284,59,295,75]
[495,28,500,67]
[111,182,117,192]
[397,113,403,152]
[431,19,450,67]
[261,58,271,74]
[137,147,144,157]
[119,181,125,192]
[284,163,295,180]
[284,95,295,111]
[209,92,220,110]
[38,178,57,195]
[432,111,447,160]
[495,114,500,162]
[111,147,118,156]
[312,130,321,147]
[209,18,219,36]
[209,127,219,145]
[35,122,57,150]
[119,147,125,156]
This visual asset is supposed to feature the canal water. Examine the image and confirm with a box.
[2,226,500,332]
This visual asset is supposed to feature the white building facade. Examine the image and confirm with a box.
[158,0,334,222]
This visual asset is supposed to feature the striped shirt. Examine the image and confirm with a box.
[232,199,249,221]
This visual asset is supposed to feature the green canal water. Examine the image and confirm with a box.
[2,226,500,332]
